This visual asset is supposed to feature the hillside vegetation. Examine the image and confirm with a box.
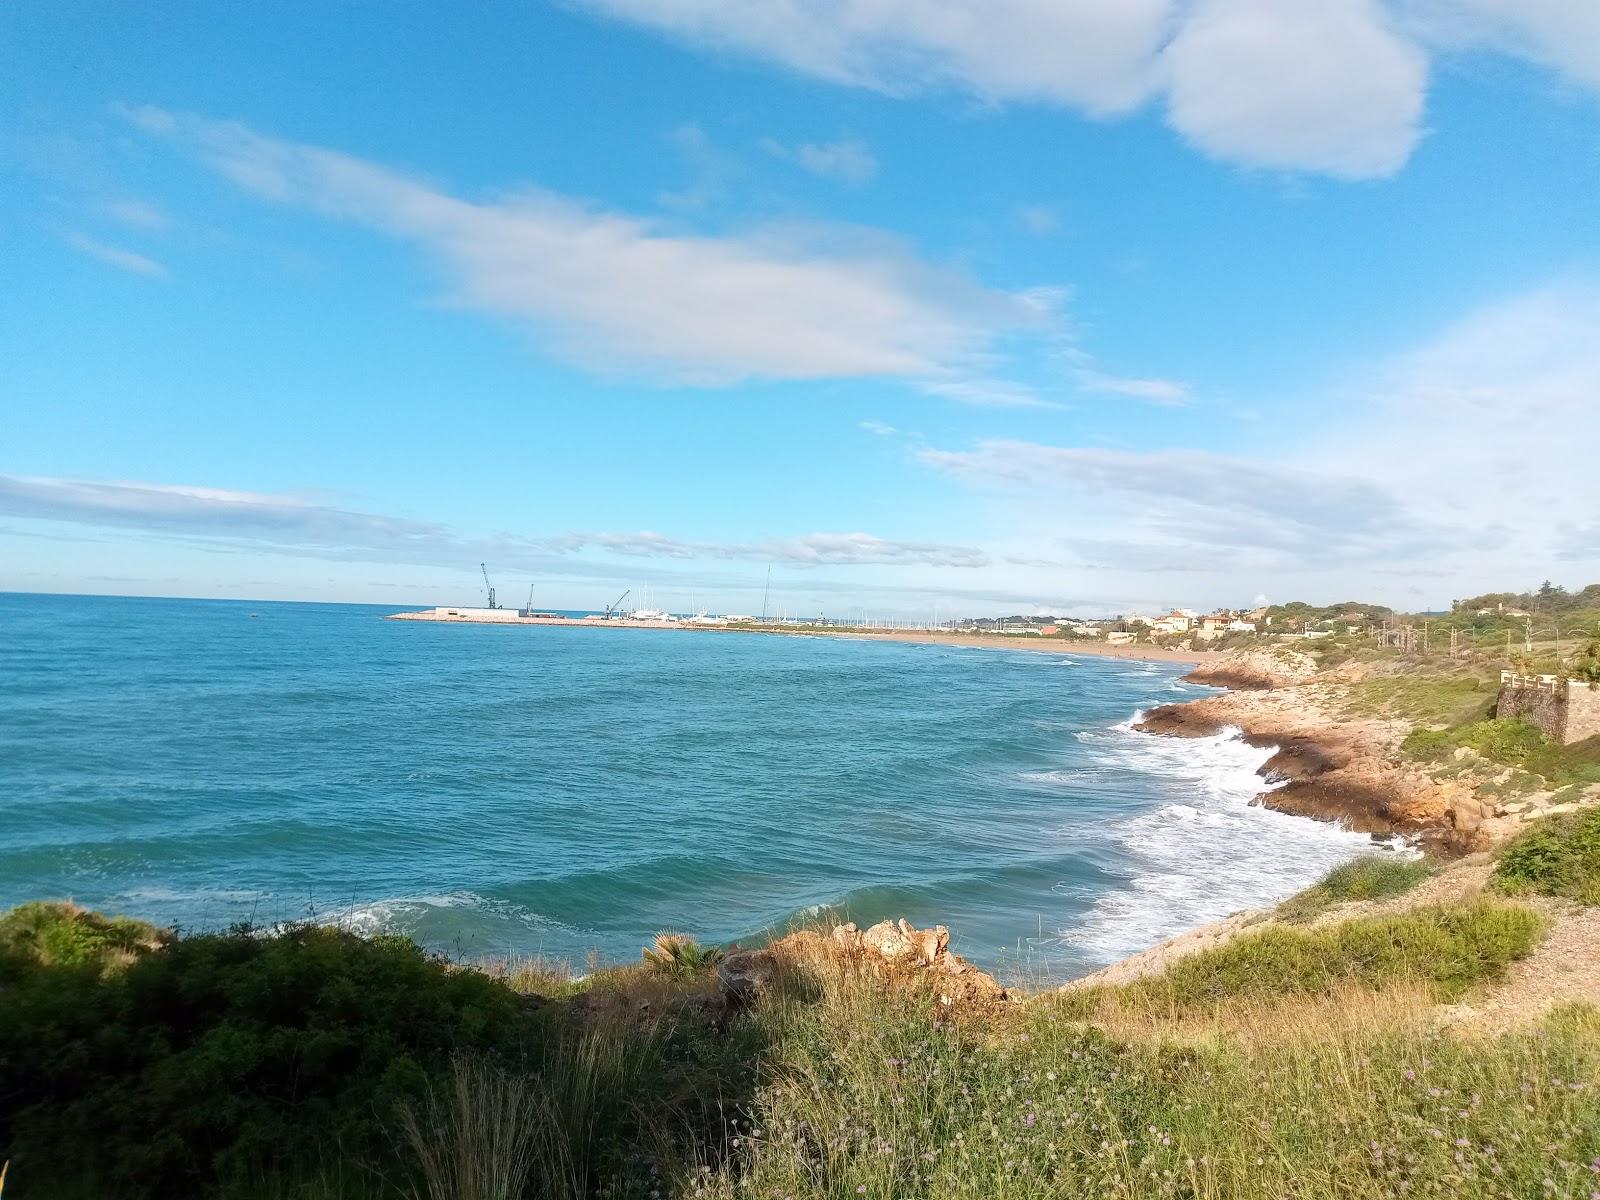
[4,810,1600,1200]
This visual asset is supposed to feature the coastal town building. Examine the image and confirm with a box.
[1150,612,1193,635]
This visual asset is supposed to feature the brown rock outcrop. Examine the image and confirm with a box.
[820,919,1007,1005]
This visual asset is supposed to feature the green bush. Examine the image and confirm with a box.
[0,906,767,1200]
[0,919,535,1198]
[0,901,168,974]
[1068,901,1541,1013]
[1276,856,1434,922]
[1492,808,1600,905]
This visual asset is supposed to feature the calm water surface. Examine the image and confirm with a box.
[0,594,1374,976]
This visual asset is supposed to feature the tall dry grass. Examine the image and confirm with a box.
[399,1056,541,1200]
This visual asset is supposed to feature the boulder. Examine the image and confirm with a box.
[831,922,862,951]
[718,949,779,1002]
[861,920,916,960]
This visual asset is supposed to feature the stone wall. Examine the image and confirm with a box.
[1496,673,1600,745]
[1569,681,1600,744]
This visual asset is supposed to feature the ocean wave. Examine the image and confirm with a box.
[315,891,576,944]
[1018,768,1102,785]
[1053,718,1380,968]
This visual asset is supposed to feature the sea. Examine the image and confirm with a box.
[0,593,1381,978]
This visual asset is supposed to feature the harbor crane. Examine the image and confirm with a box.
[480,563,499,610]
[520,584,535,617]
[604,590,630,620]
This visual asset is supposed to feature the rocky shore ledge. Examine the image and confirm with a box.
[1135,648,1561,851]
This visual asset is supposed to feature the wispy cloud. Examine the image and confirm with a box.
[129,106,1048,393]
[761,136,879,183]
[918,438,1470,568]
[98,197,172,230]
[0,473,987,571]
[1015,205,1060,235]
[580,0,1600,179]
[63,231,168,278]
[1073,368,1189,406]
[917,379,1062,410]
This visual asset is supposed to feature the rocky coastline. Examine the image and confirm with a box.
[1134,648,1547,852]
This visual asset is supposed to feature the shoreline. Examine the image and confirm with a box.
[1131,651,1518,853]
[387,608,1223,667]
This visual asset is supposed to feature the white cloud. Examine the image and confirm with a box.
[913,279,1600,591]
[1309,279,1600,569]
[1162,0,1429,179]
[99,197,172,230]
[761,136,879,183]
[582,0,1172,113]
[916,439,1448,567]
[1074,368,1189,406]
[0,473,986,570]
[131,107,1046,389]
[582,0,1597,179]
[1401,0,1600,89]
[63,231,168,277]
[859,419,898,436]
[918,379,1062,410]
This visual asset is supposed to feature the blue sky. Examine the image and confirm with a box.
[3,1,1598,617]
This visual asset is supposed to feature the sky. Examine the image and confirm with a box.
[2,1,1598,618]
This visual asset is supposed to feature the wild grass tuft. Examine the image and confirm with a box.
[1492,807,1600,904]
[1275,855,1434,922]
[399,1055,540,1200]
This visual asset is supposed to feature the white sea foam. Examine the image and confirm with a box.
[1053,717,1395,968]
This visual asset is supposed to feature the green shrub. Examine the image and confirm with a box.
[0,909,765,1200]
[1068,901,1541,1014]
[0,921,535,1198]
[1492,808,1600,904]
[0,901,168,975]
[1276,856,1434,922]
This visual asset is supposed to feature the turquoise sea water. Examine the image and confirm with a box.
[0,593,1375,977]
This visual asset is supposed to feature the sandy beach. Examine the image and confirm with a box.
[388,608,1223,666]
[796,628,1223,665]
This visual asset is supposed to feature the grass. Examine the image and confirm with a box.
[698,962,1599,1200]
[1274,855,1435,922]
[1492,807,1600,905]
[1403,718,1600,789]
[0,894,1582,1200]
[1060,902,1540,1018]
[1344,670,1496,726]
